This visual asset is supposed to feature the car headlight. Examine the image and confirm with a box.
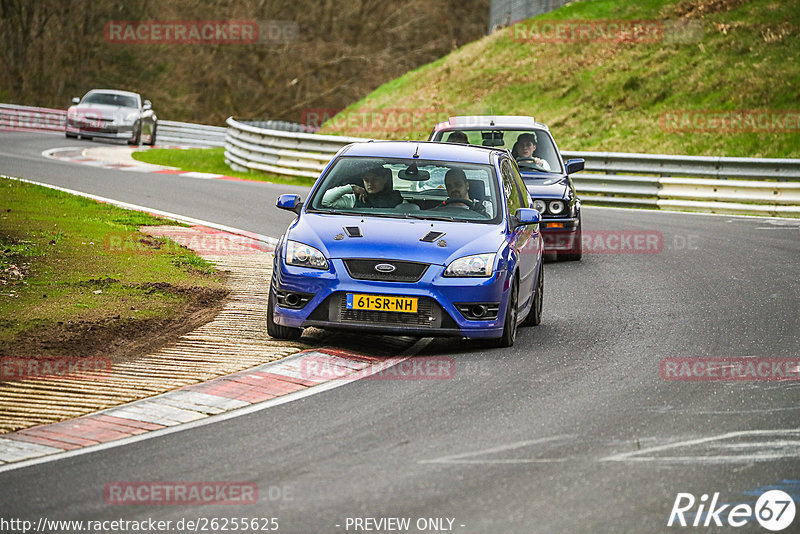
[533,199,547,213]
[285,240,328,270]
[548,200,565,215]
[444,253,495,277]
[124,112,138,122]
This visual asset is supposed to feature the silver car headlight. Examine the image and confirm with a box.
[548,200,565,215]
[444,253,495,277]
[533,199,547,213]
[124,112,138,122]
[285,240,328,270]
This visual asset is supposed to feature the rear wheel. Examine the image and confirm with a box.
[65,131,77,139]
[522,263,543,326]
[267,280,302,340]
[494,276,519,347]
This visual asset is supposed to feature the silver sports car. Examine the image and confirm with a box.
[65,89,157,145]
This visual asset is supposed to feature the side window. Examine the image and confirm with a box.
[510,162,530,208]
[501,160,524,215]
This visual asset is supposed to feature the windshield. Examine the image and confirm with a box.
[82,92,139,109]
[308,156,502,223]
[431,128,562,174]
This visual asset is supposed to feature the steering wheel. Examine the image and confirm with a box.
[444,198,487,215]
[516,157,547,171]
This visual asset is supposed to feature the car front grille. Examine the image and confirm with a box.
[336,294,436,327]
[343,259,429,283]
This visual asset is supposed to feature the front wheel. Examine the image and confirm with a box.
[65,131,78,139]
[493,276,519,348]
[267,281,303,340]
[128,125,141,146]
[145,125,157,146]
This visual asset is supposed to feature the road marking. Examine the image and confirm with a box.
[419,435,574,464]
[601,429,800,463]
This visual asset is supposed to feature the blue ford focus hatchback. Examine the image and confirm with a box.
[268,141,544,347]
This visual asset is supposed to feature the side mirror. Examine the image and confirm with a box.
[565,158,585,175]
[72,97,80,105]
[513,207,540,227]
[143,100,152,111]
[277,194,303,215]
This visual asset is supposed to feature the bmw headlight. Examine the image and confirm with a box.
[533,199,547,213]
[548,200,565,215]
[444,253,495,277]
[286,240,328,270]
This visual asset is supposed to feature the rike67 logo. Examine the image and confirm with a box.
[668,490,796,531]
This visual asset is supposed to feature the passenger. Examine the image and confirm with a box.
[511,132,550,171]
[447,131,468,144]
[321,165,402,208]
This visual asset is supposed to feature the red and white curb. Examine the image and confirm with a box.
[0,349,413,469]
[42,145,254,182]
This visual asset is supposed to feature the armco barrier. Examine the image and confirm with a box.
[157,120,226,147]
[224,116,800,217]
[0,103,65,133]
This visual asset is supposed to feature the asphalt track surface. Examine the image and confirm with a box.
[1,132,799,533]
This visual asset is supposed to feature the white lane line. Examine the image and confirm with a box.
[1,175,278,247]
[419,435,574,465]
[601,429,800,463]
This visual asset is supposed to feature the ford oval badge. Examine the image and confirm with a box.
[375,263,396,273]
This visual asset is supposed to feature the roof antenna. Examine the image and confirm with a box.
[413,142,420,159]
[489,105,495,126]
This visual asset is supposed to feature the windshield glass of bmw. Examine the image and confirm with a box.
[307,157,502,223]
[432,129,561,174]
[82,93,139,109]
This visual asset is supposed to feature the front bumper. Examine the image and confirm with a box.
[270,259,514,338]
[66,121,134,139]
[539,216,580,252]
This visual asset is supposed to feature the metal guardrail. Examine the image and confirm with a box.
[157,120,226,147]
[0,103,66,133]
[224,117,800,217]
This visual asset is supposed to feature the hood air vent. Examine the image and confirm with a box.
[344,226,362,237]
[420,231,445,243]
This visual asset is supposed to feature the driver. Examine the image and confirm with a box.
[441,168,485,213]
[512,133,550,171]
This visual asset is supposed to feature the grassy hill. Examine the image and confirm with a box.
[320,0,800,158]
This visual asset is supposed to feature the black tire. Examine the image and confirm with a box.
[522,263,543,326]
[557,218,582,261]
[145,125,157,146]
[128,125,141,146]
[494,275,519,348]
[267,281,302,340]
[65,131,78,139]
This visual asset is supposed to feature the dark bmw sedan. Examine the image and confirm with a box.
[429,115,585,260]
[65,89,157,145]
